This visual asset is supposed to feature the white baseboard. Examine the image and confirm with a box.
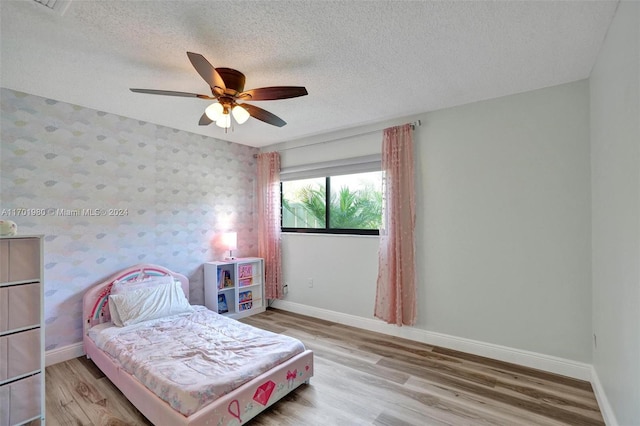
[45,342,85,366]
[270,300,592,381]
[590,366,618,426]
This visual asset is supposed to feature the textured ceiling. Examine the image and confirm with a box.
[1,0,617,147]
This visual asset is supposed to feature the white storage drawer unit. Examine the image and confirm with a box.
[0,236,44,426]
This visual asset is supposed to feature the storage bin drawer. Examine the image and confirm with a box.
[0,287,7,334]
[9,373,42,425]
[5,283,40,332]
[7,239,40,283]
[0,241,8,283]
[0,383,9,426]
[6,329,41,381]
[0,335,7,382]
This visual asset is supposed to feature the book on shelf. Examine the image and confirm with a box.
[217,294,228,314]
[239,301,253,311]
[239,290,252,303]
[239,277,252,287]
[219,269,233,289]
[238,264,253,279]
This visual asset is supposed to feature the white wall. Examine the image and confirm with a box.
[272,79,592,363]
[282,234,379,318]
[420,80,591,362]
[590,1,640,424]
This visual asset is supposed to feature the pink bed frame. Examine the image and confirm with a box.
[82,264,314,425]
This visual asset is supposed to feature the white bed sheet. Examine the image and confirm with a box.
[88,306,305,416]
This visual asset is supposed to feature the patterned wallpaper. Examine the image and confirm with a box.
[0,88,259,351]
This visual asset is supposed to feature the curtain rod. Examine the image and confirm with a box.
[253,120,421,157]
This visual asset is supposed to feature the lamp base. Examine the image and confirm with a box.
[224,249,236,261]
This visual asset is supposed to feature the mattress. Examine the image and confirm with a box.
[88,306,305,416]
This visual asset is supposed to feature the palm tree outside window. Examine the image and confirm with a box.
[281,171,382,235]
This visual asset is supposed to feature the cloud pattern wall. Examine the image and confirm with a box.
[0,88,258,350]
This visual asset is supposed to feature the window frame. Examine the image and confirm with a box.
[280,176,380,236]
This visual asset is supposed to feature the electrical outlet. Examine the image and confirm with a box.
[307,278,313,288]
[283,284,289,295]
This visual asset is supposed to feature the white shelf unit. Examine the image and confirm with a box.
[0,235,45,426]
[204,257,266,319]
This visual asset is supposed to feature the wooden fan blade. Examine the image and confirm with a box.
[199,112,213,126]
[187,52,226,91]
[130,88,214,99]
[239,86,308,101]
[242,103,286,127]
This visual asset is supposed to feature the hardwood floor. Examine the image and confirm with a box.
[46,308,604,425]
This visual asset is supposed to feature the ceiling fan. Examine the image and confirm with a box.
[130,52,308,129]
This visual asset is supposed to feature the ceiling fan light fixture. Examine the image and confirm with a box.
[232,105,250,124]
[205,102,224,121]
[216,114,231,129]
[130,52,308,129]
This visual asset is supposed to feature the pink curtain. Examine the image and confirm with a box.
[257,152,283,300]
[374,124,417,326]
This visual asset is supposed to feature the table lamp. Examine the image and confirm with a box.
[222,232,237,260]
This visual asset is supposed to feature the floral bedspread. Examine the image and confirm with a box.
[88,306,305,416]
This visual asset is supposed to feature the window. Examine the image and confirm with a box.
[281,171,382,235]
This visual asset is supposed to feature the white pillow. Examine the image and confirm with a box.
[111,274,174,294]
[109,280,193,327]
[110,299,123,327]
